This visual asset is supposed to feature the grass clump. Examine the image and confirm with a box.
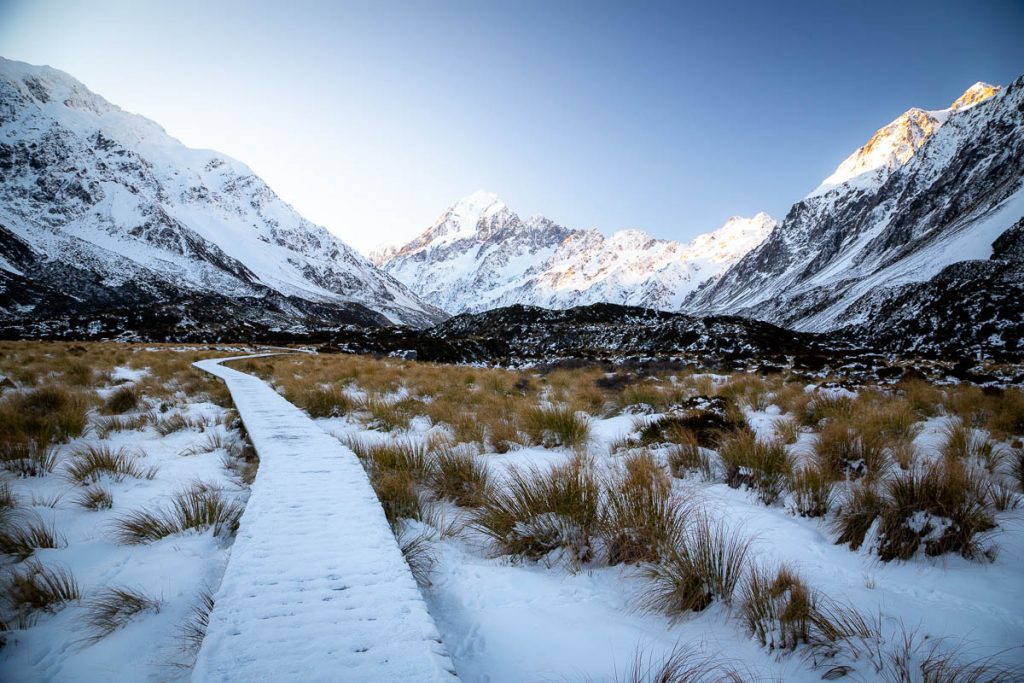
[75,484,114,511]
[788,464,836,518]
[0,441,58,477]
[640,513,751,616]
[102,385,141,414]
[178,590,215,663]
[430,446,491,508]
[741,564,817,651]
[154,413,207,436]
[84,586,161,643]
[1,560,80,628]
[603,452,685,566]
[65,445,156,484]
[472,459,599,567]
[834,460,997,561]
[813,421,889,480]
[0,512,65,559]
[296,386,354,418]
[719,430,794,505]
[346,437,433,526]
[95,413,150,438]
[521,406,590,449]
[113,482,243,544]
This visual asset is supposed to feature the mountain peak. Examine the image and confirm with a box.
[950,82,1000,111]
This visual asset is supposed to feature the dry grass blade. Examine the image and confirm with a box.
[74,484,114,511]
[521,405,590,449]
[65,444,156,484]
[178,589,215,661]
[84,586,161,643]
[0,511,65,559]
[113,483,243,544]
[430,446,491,508]
[1,560,80,628]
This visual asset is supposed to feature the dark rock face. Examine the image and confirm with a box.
[686,77,1024,359]
[0,58,444,335]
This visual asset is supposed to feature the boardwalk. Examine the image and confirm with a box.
[192,356,456,682]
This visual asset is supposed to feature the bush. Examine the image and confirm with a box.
[521,406,590,449]
[472,459,599,566]
[640,513,750,616]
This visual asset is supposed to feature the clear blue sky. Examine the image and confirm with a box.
[1,0,1022,253]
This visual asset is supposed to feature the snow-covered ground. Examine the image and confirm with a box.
[309,385,1024,681]
[0,367,246,681]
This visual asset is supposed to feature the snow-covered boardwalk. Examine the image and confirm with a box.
[191,357,457,682]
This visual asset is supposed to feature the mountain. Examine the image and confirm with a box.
[0,58,446,339]
[372,191,775,315]
[686,79,1024,358]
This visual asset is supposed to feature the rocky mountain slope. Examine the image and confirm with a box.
[687,80,1023,357]
[0,58,445,338]
[372,191,775,315]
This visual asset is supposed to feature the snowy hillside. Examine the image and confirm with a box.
[0,58,445,335]
[687,79,1024,355]
[373,191,775,315]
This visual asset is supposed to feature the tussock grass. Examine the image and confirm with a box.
[95,412,151,438]
[666,428,711,480]
[345,437,433,481]
[0,440,58,477]
[472,459,599,566]
[0,512,65,559]
[613,644,757,683]
[834,460,996,561]
[178,589,215,661]
[399,527,436,587]
[773,416,800,445]
[640,512,751,616]
[102,384,141,414]
[638,402,747,449]
[603,452,686,566]
[1,560,80,627]
[741,564,816,650]
[65,444,156,484]
[813,421,889,480]
[362,395,421,432]
[0,482,16,510]
[521,405,590,449]
[789,464,836,518]
[84,586,161,643]
[154,413,208,436]
[0,386,89,474]
[75,484,114,511]
[719,373,774,411]
[294,385,354,418]
[898,378,944,417]
[430,446,491,508]
[113,482,243,544]
[222,437,259,486]
[719,430,794,505]
[801,393,854,427]
[179,431,231,457]
[941,420,998,466]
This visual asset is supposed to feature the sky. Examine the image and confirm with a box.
[1,0,1022,254]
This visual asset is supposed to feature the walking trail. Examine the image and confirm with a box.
[191,356,457,682]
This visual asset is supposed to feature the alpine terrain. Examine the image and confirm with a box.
[687,80,1024,357]
[0,58,446,340]
[372,191,776,315]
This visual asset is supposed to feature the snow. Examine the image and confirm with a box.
[0,398,241,681]
[190,357,456,681]
[379,192,776,315]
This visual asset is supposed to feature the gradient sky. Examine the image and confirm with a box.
[1,0,1022,254]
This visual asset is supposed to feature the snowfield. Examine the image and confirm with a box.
[2,346,1023,682]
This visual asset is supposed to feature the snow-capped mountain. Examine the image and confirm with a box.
[372,191,776,315]
[687,79,1024,356]
[0,58,445,337]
